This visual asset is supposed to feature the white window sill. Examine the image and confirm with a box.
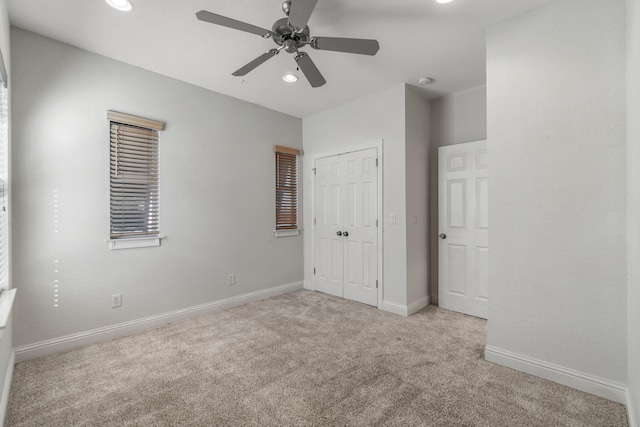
[109,236,163,250]
[274,229,301,237]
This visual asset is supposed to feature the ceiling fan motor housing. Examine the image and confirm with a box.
[272,18,311,53]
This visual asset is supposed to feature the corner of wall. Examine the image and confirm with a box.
[404,87,430,309]
[0,349,14,427]
[0,316,14,427]
[427,86,488,304]
[627,0,640,424]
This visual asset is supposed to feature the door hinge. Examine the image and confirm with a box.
[313,168,316,175]
[376,219,378,227]
[376,280,378,288]
[376,158,379,167]
[314,218,317,225]
[314,268,316,275]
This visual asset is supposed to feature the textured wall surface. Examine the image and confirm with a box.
[11,28,303,348]
[405,87,430,306]
[486,0,627,383]
[627,0,640,422]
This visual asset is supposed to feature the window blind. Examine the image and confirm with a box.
[275,145,300,230]
[109,112,163,239]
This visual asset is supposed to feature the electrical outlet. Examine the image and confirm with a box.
[112,294,122,308]
[228,274,235,286]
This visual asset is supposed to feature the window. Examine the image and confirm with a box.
[275,145,300,236]
[108,111,164,249]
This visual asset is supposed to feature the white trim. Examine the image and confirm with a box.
[0,350,14,427]
[14,281,303,362]
[309,140,384,309]
[484,345,627,404]
[109,236,162,250]
[303,280,314,291]
[382,300,409,317]
[408,295,430,315]
[274,229,300,237]
[628,389,638,427]
[382,296,430,317]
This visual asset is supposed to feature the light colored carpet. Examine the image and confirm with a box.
[6,290,628,426]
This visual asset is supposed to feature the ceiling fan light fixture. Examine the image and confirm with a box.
[282,73,299,83]
[106,0,133,12]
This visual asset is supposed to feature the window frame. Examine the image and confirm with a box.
[274,145,301,237]
[107,111,165,250]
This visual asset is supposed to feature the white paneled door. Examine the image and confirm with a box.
[438,140,488,319]
[314,148,378,307]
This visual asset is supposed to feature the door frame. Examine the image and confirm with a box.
[310,140,384,309]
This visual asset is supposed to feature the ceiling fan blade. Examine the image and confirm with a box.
[295,52,326,88]
[287,0,318,31]
[232,49,279,76]
[312,37,380,56]
[196,10,272,38]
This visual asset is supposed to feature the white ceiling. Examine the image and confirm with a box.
[7,0,552,118]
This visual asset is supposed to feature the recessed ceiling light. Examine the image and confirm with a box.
[418,77,433,86]
[106,0,133,12]
[282,74,298,83]
[435,0,455,3]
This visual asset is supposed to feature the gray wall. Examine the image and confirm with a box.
[627,0,640,422]
[429,87,487,301]
[486,0,627,385]
[10,28,303,349]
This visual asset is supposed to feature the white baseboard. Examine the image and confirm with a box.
[303,280,314,291]
[382,300,408,316]
[628,389,638,427]
[0,350,14,427]
[382,296,430,317]
[14,282,304,362]
[408,296,430,316]
[485,345,627,404]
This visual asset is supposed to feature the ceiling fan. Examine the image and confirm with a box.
[196,0,380,88]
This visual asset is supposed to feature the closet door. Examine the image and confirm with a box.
[314,148,378,307]
[342,149,378,306]
[314,155,345,298]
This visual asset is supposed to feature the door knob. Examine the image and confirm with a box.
[439,233,447,239]
[336,231,342,236]
[343,231,349,237]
